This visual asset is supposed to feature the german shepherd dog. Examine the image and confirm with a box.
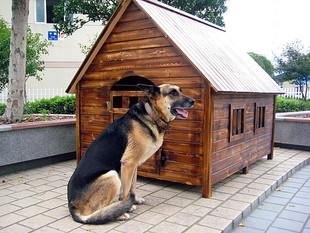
[67,84,195,224]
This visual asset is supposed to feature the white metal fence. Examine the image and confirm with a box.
[279,87,310,100]
[0,88,73,104]
[0,87,309,104]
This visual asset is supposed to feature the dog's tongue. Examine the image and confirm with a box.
[176,108,188,118]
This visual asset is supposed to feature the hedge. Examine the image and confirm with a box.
[0,95,76,116]
[276,97,310,113]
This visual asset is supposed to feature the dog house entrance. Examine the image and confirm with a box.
[109,76,164,175]
[110,76,155,121]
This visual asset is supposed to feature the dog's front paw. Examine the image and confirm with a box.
[129,205,136,212]
[135,197,146,205]
[117,213,130,221]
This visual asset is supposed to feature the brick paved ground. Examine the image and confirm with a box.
[0,148,309,233]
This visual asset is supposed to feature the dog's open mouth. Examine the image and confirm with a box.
[172,107,189,119]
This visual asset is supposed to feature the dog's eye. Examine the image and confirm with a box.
[169,89,179,96]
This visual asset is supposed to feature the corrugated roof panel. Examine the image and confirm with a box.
[135,0,283,93]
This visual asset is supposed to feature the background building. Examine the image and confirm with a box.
[0,0,103,92]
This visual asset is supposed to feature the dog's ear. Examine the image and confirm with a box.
[138,84,160,99]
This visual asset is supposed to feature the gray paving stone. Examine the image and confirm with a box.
[21,214,56,229]
[291,196,310,206]
[80,220,120,233]
[231,226,264,233]
[278,210,309,223]
[266,227,297,233]
[257,202,285,213]
[284,203,310,214]
[134,211,167,225]
[150,203,182,216]
[199,215,232,232]
[0,204,21,217]
[0,213,26,228]
[185,225,222,233]
[47,216,81,232]
[193,198,222,208]
[149,221,187,233]
[0,224,32,233]
[241,216,272,231]
[272,217,304,232]
[249,208,279,221]
[164,196,194,207]
[15,205,48,217]
[210,206,242,222]
[0,189,14,197]
[264,196,290,205]
[181,204,213,216]
[166,212,200,226]
[31,226,66,233]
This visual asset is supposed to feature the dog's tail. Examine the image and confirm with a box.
[70,194,135,225]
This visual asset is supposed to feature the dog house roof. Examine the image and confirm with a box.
[66,0,283,94]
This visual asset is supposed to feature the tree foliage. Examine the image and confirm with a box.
[0,17,52,92]
[275,41,310,100]
[53,0,227,36]
[248,52,274,77]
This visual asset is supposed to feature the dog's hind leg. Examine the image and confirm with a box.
[71,170,133,224]
[78,171,121,216]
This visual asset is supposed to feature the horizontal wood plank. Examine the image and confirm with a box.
[88,56,190,72]
[138,170,201,186]
[101,37,171,53]
[81,115,109,125]
[95,46,179,62]
[106,27,163,44]
[84,67,201,80]
[162,161,202,176]
[112,18,154,33]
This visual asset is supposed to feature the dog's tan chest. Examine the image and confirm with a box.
[139,133,164,165]
[121,121,164,166]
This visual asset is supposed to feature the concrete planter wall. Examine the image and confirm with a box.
[0,118,76,167]
[275,111,310,150]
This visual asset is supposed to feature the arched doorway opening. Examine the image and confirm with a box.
[109,76,155,121]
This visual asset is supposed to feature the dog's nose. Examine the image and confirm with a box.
[189,98,195,106]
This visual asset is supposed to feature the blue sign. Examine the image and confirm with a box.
[48,31,58,41]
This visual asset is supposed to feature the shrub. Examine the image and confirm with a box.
[0,95,76,116]
[24,95,76,114]
[0,103,5,115]
[276,97,310,113]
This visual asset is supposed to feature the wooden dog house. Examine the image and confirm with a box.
[66,0,283,197]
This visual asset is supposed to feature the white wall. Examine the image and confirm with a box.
[0,0,104,92]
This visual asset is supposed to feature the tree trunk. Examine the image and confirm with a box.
[304,82,308,100]
[2,0,29,122]
[299,83,305,100]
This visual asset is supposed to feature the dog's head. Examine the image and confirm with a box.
[138,84,195,122]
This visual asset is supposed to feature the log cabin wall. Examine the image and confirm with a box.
[212,94,275,184]
[77,2,205,185]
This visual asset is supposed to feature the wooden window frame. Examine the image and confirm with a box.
[229,103,246,142]
[254,103,266,134]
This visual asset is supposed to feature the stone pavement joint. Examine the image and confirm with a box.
[0,148,309,233]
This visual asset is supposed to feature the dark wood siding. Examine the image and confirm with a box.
[212,94,274,184]
[78,2,205,186]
